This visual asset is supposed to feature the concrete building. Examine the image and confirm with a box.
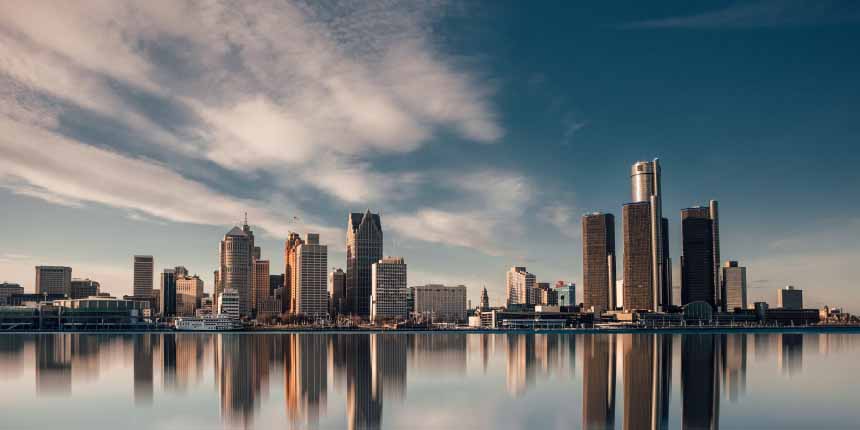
[506,267,536,307]
[70,278,99,300]
[257,296,282,321]
[628,159,672,311]
[0,282,24,305]
[176,275,203,317]
[160,269,176,317]
[219,221,254,317]
[536,282,558,306]
[269,274,284,296]
[283,232,303,313]
[722,261,748,312]
[582,212,616,313]
[412,284,467,323]
[295,233,328,318]
[347,211,383,317]
[681,207,715,307]
[622,202,654,311]
[252,259,270,314]
[133,256,154,297]
[370,257,408,321]
[35,266,72,297]
[479,287,490,310]
[329,268,346,316]
[217,288,240,319]
[555,281,576,308]
[777,286,803,310]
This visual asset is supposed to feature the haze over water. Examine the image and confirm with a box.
[0,332,858,429]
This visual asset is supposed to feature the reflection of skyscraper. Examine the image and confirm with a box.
[133,334,154,405]
[721,334,747,402]
[285,334,328,426]
[162,333,177,390]
[36,334,71,395]
[582,212,616,313]
[778,334,803,376]
[217,334,261,426]
[505,334,536,397]
[346,211,383,317]
[339,334,382,430]
[408,334,468,374]
[623,334,671,430]
[682,335,720,430]
[583,335,616,430]
[371,334,407,401]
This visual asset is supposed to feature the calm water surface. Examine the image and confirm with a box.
[0,332,858,429]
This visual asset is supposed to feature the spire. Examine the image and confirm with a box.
[243,211,248,227]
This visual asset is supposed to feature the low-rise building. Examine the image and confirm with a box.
[412,284,467,323]
[777,286,803,309]
[70,278,100,300]
[0,282,24,305]
[218,288,240,319]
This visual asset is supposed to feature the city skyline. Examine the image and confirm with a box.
[1,2,859,311]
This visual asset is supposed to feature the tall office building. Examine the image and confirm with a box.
[777,286,803,309]
[709,201,721,309]
[370,257,408,321]
[506,266,536,307]
[220,222,253,317]
[622,202,653,311]
[681,207,715,306]
[213,270,221,301]
[283,232,304,314]
[252,259,270,314]
[412,284,467,323]
[176,275,204,317]
[295,233,328,318]
[133,256,154,297]
[69,278,99,299]
[35,266,72,297]
[627,159,672,311]
[346,211,383,317]
[329,268,346,316]
[582,212,616,313]
[160,269,176,317]
[722,261,748,312]
[479,287,490,310]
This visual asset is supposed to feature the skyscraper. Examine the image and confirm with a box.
[370,257,408,321]
[582,212,616,313]
[284,232,304,314]
[709,200,721,309]
[722,261,748,312]
[252,259,270,314]
[220,224,253,317]
[479,287,490,310]
[176,274,204,317]
[622,158,672,311]
[35,266,72,297]
[622,202,653,311]
[506,266,536,307]
[346,211,383,317]
[295,233,328,318]
[777,286,803,309]
[681,207,715,306]
[133,256,154,297]
[160,269,176,317]
[329,268,346,316]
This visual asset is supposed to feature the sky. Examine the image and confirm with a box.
[1,0,859,310]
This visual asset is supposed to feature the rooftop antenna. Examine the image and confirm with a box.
[244,212,248,225]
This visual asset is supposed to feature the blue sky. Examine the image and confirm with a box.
[1,1,858,310]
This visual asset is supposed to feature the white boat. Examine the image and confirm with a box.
[174,315,243,331]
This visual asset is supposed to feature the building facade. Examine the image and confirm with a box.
[629,159,672,311]
[295,233,328,318]
[176,275,204,317]
[217,288,240,319]
[160,269,176,317]
[681,207,715,307]
[412,284,467,323]
[506,266,536,307]
[329,268,346,316]
[36,266,72,297]
[370,257,407,321]
[133,256,154,297]
[582,212,616,313]
[70,278,99,300]
[722,261,748,312]
[479,287,490,310]
[252,259,270,314]
[622,202,653,311]
[220,224,253,318]
[777,286,803,310]
[555,281,576,308]
[0,283,24,305]
[347,211,383,317]
[283,232,304,314]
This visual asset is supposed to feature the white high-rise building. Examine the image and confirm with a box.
[133,256,154,297]
[295,233,328,318]
[217,288,240,319]
[506,267,535,306]
[35,266,72,296]
[413,284,467,323]
[371,257,408,321]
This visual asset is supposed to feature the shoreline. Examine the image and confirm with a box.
[1,325,859,335]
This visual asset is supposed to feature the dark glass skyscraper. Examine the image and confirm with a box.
[623,202,653,311]
[681,207,715,306]
[160,269,176,317]
[346,211,383,317]
[582,212,616,313]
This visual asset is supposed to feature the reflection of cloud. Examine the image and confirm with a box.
[622,0,860,29]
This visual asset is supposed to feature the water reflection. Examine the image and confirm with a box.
[0,331,855,429]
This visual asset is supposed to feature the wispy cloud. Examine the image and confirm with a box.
[622,0,860,29]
